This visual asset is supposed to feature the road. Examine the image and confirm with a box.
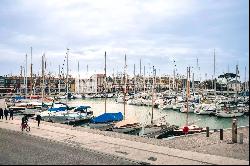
[0,129,138,165]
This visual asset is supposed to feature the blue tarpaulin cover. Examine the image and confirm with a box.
[48,107,67,112]
[91,112,123,123]
[75,106,91,111]
[13,96,25,100]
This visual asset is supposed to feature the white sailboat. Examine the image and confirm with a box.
[112,54,141,133]
[216,108,244,118]
[73,61,83,99]
[194,103,216,115]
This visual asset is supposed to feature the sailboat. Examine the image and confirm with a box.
[111,54,141,134]
[73,61,83,99]
[138,67,175,138]
[216,64,244,118]
[178,67,204,135]
[112,117,141,134]
[89,52,123,130]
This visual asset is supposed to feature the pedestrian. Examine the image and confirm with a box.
[9,109,14,120]
[0,108,3,119]
[4,108,8,120]
[21,115,28,130]
[36,113,42,127]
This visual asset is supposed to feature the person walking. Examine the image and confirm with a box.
[36,113,42,127]
[0,108,3,119]
[21,115,29,131]
[4,108,8,120]
[9,109,14,120]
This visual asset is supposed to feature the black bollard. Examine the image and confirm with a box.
[220,129,223,140]
[206,127,209,137]
[232,118,237,143]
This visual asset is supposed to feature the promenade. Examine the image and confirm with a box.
[0,116,248,165]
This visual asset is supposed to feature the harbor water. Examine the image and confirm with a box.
[66,98,249,129]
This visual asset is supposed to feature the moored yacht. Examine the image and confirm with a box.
[194,103,216,115]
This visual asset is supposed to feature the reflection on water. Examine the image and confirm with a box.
[65,98,249,129]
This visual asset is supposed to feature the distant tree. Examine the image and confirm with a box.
[202,79,213,89]
[107,76,113,82]
[218,73,239,82]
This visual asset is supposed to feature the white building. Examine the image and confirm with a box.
[242,81,249,92]
[228,80,241,92]
[75,74,105,94]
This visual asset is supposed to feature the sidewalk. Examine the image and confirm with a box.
[0,118,248,165]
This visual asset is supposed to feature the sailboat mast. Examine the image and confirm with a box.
[143,65,145,93]
[134,64,136,94]
[30,47,33,97]
[173,68,175,96]
[168,74,170,96]
[66,48,69,105]
[214,49,216,98]
[19,66,22,95]
[192,72,194,94]
[139,59,142,91]
[78,61,80,94]
[42,54,45,102]
[104,51,107,114]
[245,66,246,93]
[123,54,127,120]
[59,65,61,94]
[235,64,239,101]
[151,66,155,124]
[186,67,190,126]
[66,49,70,125]
[23,66,25,95]
[140,58,141,77]
[25,54,28,97]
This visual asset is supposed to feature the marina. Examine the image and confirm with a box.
[0,0,249,164]
[2,95,249,139]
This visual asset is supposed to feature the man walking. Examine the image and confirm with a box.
[36,113,42,127]
[9,109,14,120]
[0,108,3,119]
[4,108,8,120]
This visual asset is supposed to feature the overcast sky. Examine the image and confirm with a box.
[0,0,249,81]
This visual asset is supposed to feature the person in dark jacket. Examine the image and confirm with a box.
[9,109,14,120]
[4,108,8,120]
[36,114,42,127]
[0,108,3,119]
[21,115,28,130]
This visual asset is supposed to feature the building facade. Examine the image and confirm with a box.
[228,80,241,92]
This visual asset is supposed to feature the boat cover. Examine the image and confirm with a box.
[114,117,138,128]
[13,96,26,100]
[75,106,91,111]
[48,107,67,112]
[91,112,123,123]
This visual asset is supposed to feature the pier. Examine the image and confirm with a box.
[0,116,248,165]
